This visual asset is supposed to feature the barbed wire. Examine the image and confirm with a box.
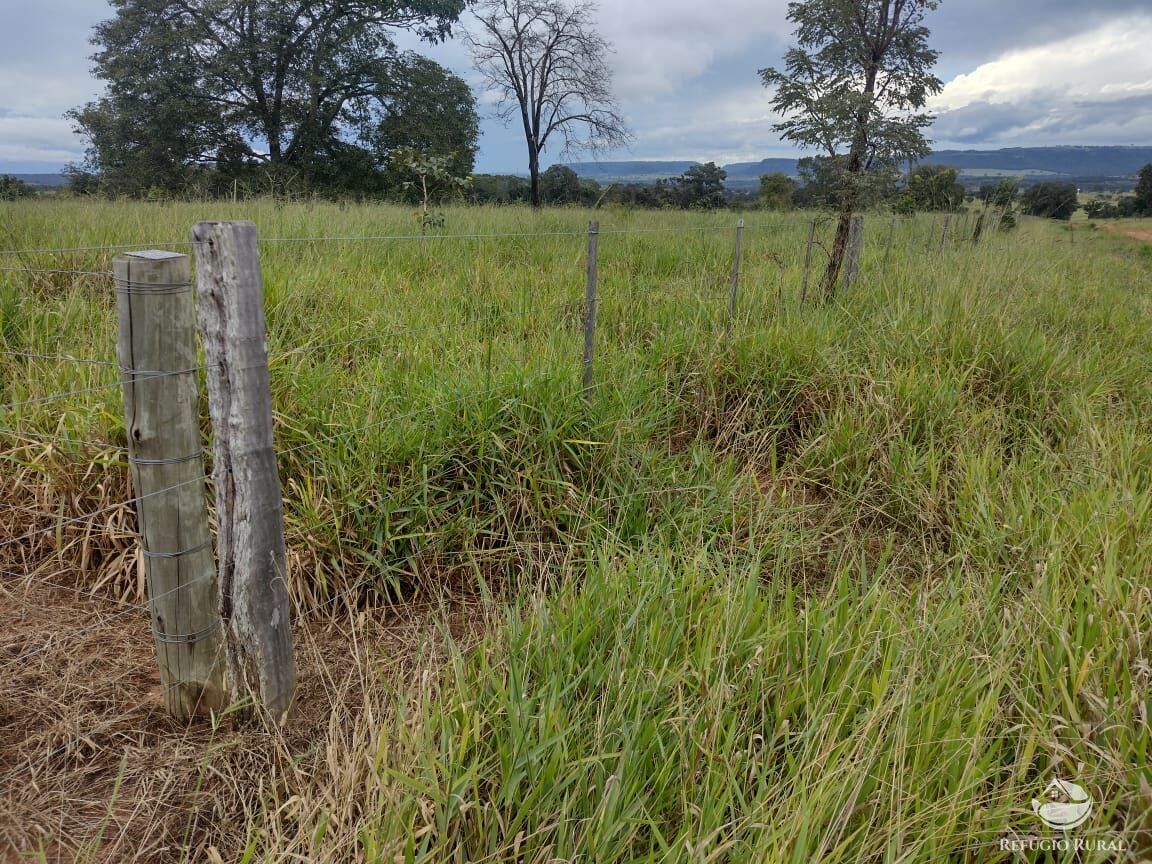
[275,377,536,459]
[0,267,112,277]
[0,223,740,259]
[269,305,542,361]
[0,428,130,452]
[0,473,209,554]
[0,364,218,414]
[0,349,120,367]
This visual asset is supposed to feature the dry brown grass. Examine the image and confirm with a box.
[1,555,495,863]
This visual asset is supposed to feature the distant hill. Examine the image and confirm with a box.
[563,161,700,185]
[566,147,1152,192]
[6,173,69,189]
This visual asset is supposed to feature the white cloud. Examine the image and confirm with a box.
[932,15,1152,112]
[598,0,789,101]
[0,116,84,164]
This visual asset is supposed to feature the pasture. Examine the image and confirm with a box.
[1,200,1150,862]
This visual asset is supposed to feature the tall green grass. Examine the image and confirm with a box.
[1,200,1150,861]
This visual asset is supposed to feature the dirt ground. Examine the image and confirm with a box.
[1098,223,1152,243]
[0,574,487,863]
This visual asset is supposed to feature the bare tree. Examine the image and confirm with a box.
[467,0,630,208]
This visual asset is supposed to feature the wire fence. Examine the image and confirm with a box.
[0,209,1017,679]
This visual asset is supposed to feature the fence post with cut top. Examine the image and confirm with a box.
[114,250,227,721]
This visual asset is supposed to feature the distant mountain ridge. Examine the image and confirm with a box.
[566,146,1152,192]
[6,173,69,188]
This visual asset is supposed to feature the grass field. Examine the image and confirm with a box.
[1,200,1150,862]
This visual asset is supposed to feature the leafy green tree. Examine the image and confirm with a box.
[1135,164,1152,216]
[1085,200,1119,220]
[977,179,1017,210]
[372,54,479,183]
[1019,183,1079,220]
[760,0,943,300]
[902,164,964,212]
[0,176,36,200]
[541,165,584,205]
[759,173,794,210]
[470,174,532,204]
[467,0,630,209]
[675,163,727,210]
[69,0,473,195]
[794,155,900,210]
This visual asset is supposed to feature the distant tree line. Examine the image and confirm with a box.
[0,175,37,201]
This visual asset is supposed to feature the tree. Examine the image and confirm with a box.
[759,173,795,210]
[674,163,727,210]
[977,179,1017,210]
[371,53,479,183]
[1135,164,1152,216]
[794,155,900,210]
[1019,183,1079,220]
[901,164,964,212]
[69,0,474,195]
[760,0,943,300]
[540,164,583,204]
[467,0,630,208]
[0,176,36,201]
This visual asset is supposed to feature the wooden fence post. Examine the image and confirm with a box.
[114,250,227,722]
[842,215,864,291]
[583,220,599,395]
[939,213,952,252]
[191,221,295,722]
[726,218,745,334]
[799,218,817,307]
[883,215,896,269]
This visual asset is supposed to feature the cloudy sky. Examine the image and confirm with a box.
[2,0,1150,174]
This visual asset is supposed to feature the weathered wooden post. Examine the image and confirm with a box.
[882,215,896,270]
[939,213,952,251]
[799,218,817,307]
[114,250,227,721]
[191,221,295,722]
[726,218,745,334]
[842,215,864,291]
[583,220,599,395]
[972,212,986,243]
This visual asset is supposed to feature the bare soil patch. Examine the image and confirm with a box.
[1098,223,1152,243]
[0,573,489,862]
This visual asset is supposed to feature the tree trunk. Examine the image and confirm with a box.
[821,185,858,302]
[529,151,542,209]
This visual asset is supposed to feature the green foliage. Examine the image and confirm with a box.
[540,165,583,205]
[760,0,942,298]
[388,148,471,230]
[794,155,900,210]
[3,202,1152,860]
[469,174,533,205]
[901,164,964,212]
[758,172,794,210]
[69,0,476,197]
[759,0,942,204]
[977,179,1018,209]
[372,53,479,183]
[1020,182,1079,220]
[673,162,727,210]
[0,175,35,200]
[1135,163,1152,215]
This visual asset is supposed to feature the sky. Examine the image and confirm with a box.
[1,0,1150,175]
